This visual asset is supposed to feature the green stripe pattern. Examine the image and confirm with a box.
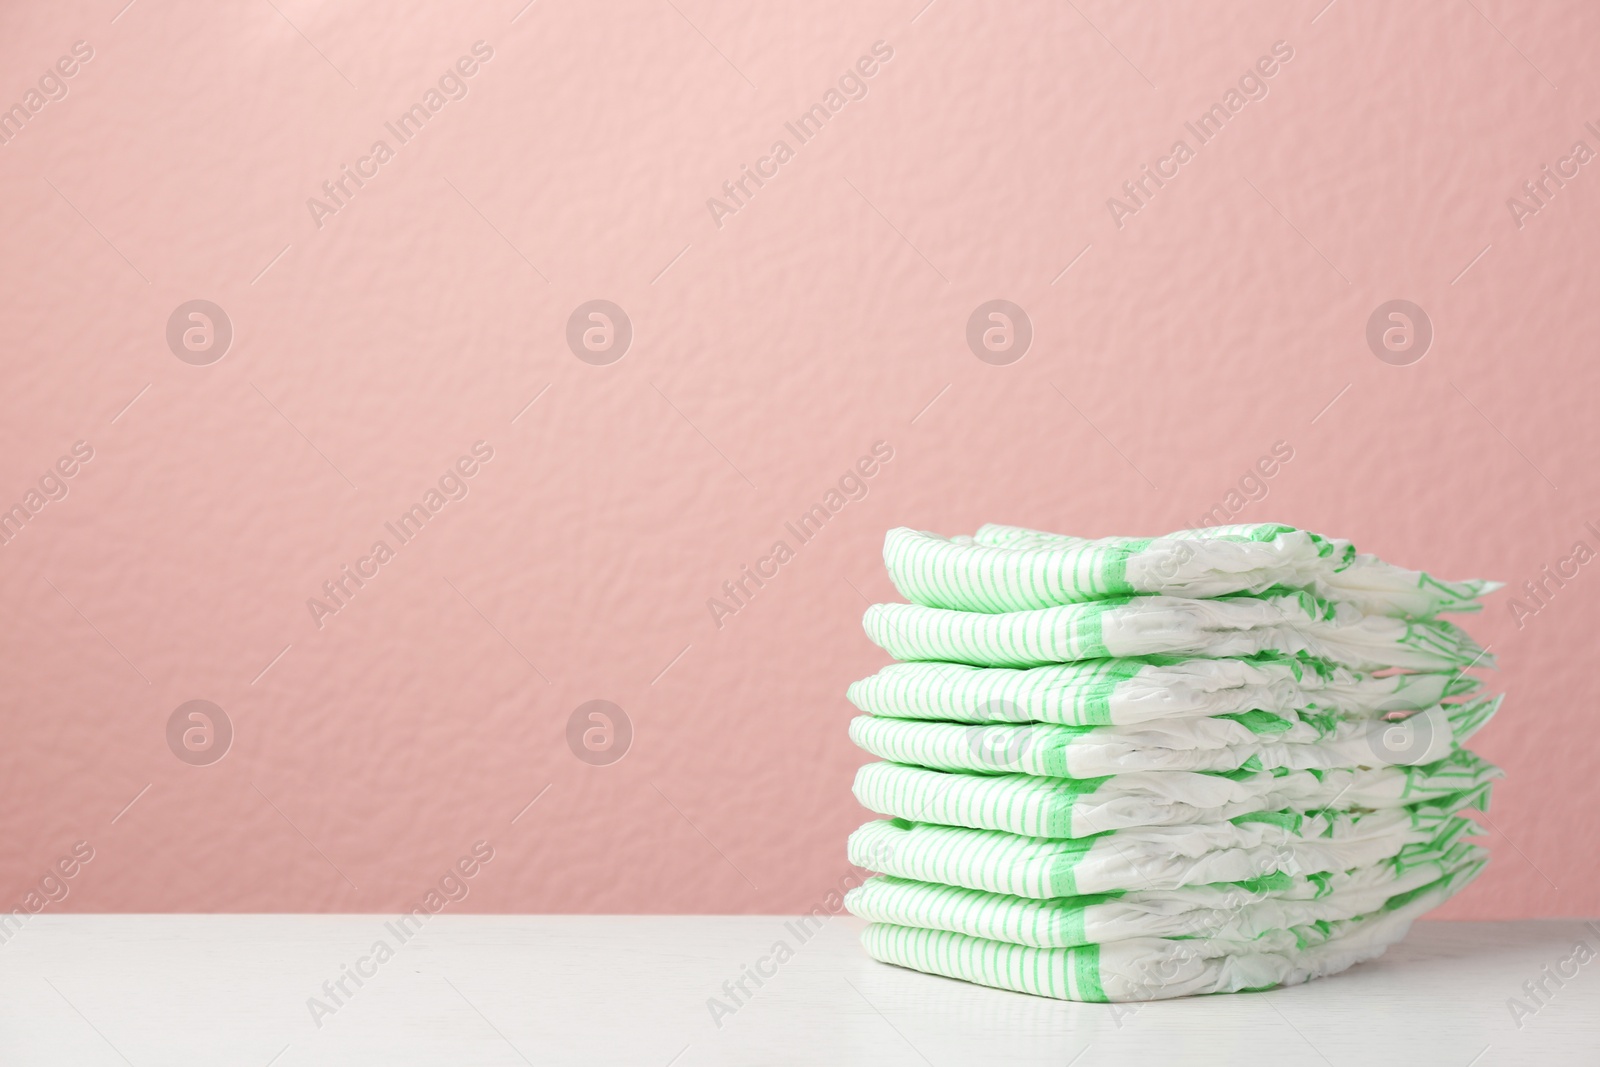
[846,523,1503,1000]
[885,524,1497,618]
[848,804,1476,899]
[846,840,1484,948]
[862,595,1490,672]
[852,754,1498,839]
[846,655,1482,727]
[857,858,1481,1002]
[848,696,1499,778]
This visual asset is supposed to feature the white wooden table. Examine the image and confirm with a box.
[2,916,1594,1065]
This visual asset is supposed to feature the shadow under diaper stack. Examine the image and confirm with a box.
[844,524,1502,1002]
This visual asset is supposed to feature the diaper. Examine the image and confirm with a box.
[845,841,1484,948]
[847,802,1477,898]
[852,750,1499,838]
[847,653,1480,727]
[857,864,1475,1001]
[847,696,1499,777]
[850,523,1502,1000]
[862,592,1490,672]
[885,524,1498,618]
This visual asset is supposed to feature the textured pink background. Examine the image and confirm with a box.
[0,0,1593,918]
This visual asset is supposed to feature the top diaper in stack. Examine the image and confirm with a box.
[844,523,1502,1002]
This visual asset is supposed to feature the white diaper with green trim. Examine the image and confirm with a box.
[885,524,1498,618]
[857,863,1476,1001]
[849,522,1502,1001]
[848,696,1498,777]
[863,592,1489,672]
[852,749,1499,838]
[848,802,1476,898]
[846,840,1484,949]
[847,654,1478,727]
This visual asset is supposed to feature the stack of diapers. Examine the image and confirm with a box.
[844,523,1502,1002]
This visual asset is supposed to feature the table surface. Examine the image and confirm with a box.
[2,916,1595,1066]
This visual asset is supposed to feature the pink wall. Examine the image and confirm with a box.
[1,0,1594,918]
